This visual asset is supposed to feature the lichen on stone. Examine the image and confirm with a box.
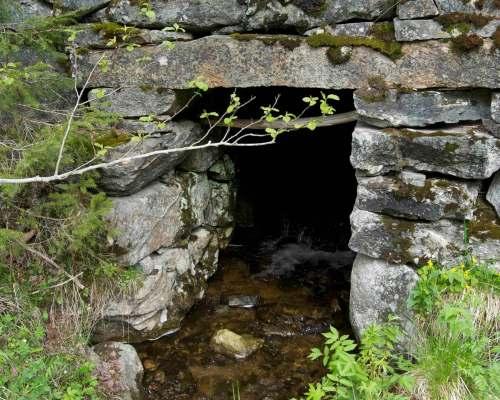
[450,33,484,52]
[356,76,389,103]
[230,33,303,50]
[469,200,500,241]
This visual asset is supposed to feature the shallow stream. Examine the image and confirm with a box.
[135,241,354,400]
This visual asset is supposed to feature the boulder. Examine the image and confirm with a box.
[210,329,263,359]
[349,207,500,268]
[351,123,500,179]
[88,87,178,117]
[90,342,144,400]
[487,171,500,217]
[93,228,220,342]
[355,174,480,221]
[349,254,418,341]
[77,36,500,90]
[397,0,438,19]
[100,120,202,195]
[354,89,491,127]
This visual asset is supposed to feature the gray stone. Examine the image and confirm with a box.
[0,0,52,23]
[351,123,500,179]
[100,120,202,195]
[492,93,500,123]
[88,87,178,117]
[107,0,246,31]
[355,175,480,221]
[89,342,144,400]
[400,170,426,187]
[305,22,374,38]
[487,171,500,217]
[205,180,235,228]
[354,89,491,127]
[46,0,109,13]
[210,329,264,359]
[178,148,220,172]
[226,295,260,308]
[77,36,500,90]
[394,18,500,41]
[482,119,500,138]
[349,207,500,268]
[349,254,418,341]
[208,155,236,182]
[434,0,500,17]
[397,0,439,19]
[94,228,220,342]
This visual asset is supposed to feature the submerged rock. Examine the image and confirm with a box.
[350,254,418,342]
[90,342,144,400]
[226,295,260,308]
[210,329,263,359]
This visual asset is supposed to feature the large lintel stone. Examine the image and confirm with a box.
[77,36,500,90]
[351,123,500,179]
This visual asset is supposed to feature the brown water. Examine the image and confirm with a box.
[135,247,353,400]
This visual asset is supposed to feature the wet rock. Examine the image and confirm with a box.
[178,149,220,172]
[394,18,500,41]
[100,121,202,195]
[45,0,109,14]
[90,342,144,400]
[87,87,178,117]
[354,90,491,127]
[349,254,418,342]
[1,0,52,23]
[210,329,263,359]
[93,228,220,342]
[397,0,438,19]
[77,37,500,90]
[434,0,500,17]
[226,295,260,308]
[208,155,236,182]
[355,175,480,221]
[351,122,500,179]
[492,93,500,123]
[349,207,500,268]
[486,172,500,217]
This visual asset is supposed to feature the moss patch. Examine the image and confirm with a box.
[369,22,396,42]
[451,33,484,52]
[435,12,492,30]
[91,22,141,41]
[356,75,389,103]
[230,33,302,50]
[94,129,132,147]
[326,46,352,64]
[469,200,500,241]
[306,32,402,60]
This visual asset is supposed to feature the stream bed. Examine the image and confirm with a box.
[135,241,354,400]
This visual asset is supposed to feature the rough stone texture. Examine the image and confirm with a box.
[487,172,500,217]
[394,18,500,41]
[492,93,500,123]
[208,155,236,182]
[88,87,178,117]
[1,0,52,23]
[349,208,500,268]
[210,329,264,359]
[482,118,500,138]
[356,175,480,221]
[397,0,439,19]
[354,89,491,127]
[351,123,500,179]
[434,0,500,17]
[350,254,418,341]
[178,148,220,172]
[100,121,202,195]
[94,228,219,342]
[89,342,144,400]
[46,0,109,13]
[77,37,500,90]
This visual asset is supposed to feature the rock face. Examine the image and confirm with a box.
[90,342,144,400]
[397,0,438,19]
[87,87,178,117]
[210,329,264,359]
[1,0,52,23]
[351,123,500,179]
[350,254,418,340]
[354,90,491,127]
[100,121,202,195]
[46,0,109,13]
[77,37,500,90]
[487,172,500,217]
